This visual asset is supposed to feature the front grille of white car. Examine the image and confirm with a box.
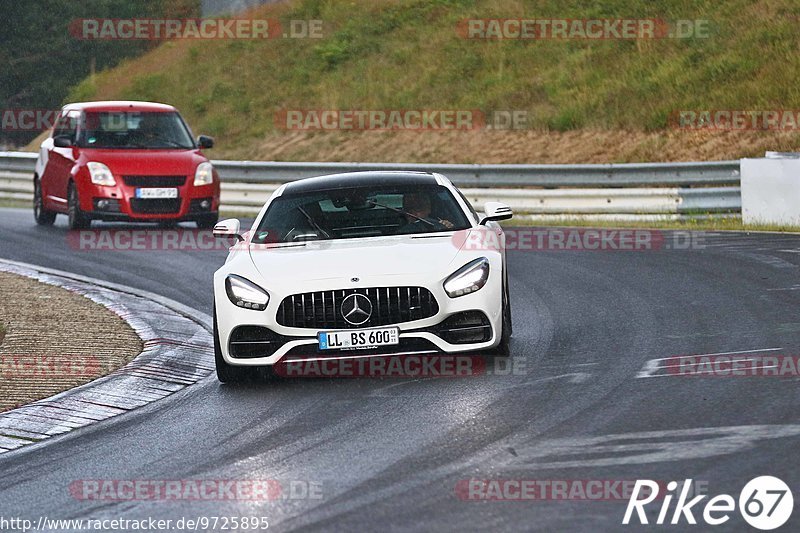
[276,287,439,329]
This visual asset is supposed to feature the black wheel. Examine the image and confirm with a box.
[494,275,512,356]
[196,213,219,229]
[504,271,513,336]
[67,182,91,230]
[33,177,56,226]
[214,309,254,383]
[496,301,511,356]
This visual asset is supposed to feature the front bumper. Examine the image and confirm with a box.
[214,275,504,367]
[80,180,220,220]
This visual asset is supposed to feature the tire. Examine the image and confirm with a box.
[504,271,513,337]
[214,308,253,383]
[495,275,512,356]
[196,213,219,229]
[33,177,56,226]
[67,182,91,230]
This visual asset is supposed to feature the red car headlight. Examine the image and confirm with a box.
[87,162,116,186]
[194,162,214,186]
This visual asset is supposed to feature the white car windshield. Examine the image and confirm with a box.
[251,184,471,243]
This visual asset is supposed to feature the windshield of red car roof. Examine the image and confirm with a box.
[78,111,195,149]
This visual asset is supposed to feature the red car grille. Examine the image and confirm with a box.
[122,175,187,187]
[129,198,182,214]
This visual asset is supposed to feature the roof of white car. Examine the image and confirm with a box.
[283,171,439,194]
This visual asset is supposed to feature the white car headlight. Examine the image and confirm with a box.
[194,162,214,186]
[87,162,115,186]
[444,257,490,298]
[225,275,269,310]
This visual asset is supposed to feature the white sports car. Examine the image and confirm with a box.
[212,171,513,382]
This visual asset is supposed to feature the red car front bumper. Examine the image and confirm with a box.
[79,178,220,221]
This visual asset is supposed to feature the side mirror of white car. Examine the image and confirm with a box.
[480,202,513,225]
[213,218,244,241]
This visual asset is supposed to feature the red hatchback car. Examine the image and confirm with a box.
[33,101,221,229]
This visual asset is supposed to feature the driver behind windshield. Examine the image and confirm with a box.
[134,114,160,142]
[398,192,455,233]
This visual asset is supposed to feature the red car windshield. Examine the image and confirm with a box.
[78,111,195,149]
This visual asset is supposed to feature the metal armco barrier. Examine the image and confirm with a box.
[0,151,742,217]
[212,159,740,188]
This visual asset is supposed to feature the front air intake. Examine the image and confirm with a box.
[276,287,439,329]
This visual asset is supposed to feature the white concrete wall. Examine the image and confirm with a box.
[741,158,800,226]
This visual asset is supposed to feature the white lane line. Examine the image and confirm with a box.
[636,348,784,378]
[504,372,593,389]
[638,364,782,379]
[644,347,783,362]
[533,372,592,384]
[537,362,600,369]
[657,357,764,371]
[498,424,800,470]
[366,378,433,397]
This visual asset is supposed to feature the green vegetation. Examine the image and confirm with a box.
[2,0,199,146]
[63,0,800,160]
[510,216,800,233]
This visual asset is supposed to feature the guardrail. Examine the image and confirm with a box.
[213,159,741,188]
[0,151,742,218]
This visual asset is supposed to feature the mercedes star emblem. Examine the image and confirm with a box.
[341,293,373,325]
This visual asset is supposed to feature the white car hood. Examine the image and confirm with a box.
[246,232,470,283]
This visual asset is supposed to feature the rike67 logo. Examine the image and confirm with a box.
[623,476,793,530]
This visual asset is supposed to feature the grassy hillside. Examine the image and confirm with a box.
[3,0,199,148]
[57,0,800,163]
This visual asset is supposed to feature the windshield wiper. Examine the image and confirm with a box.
[366,200,435,227]
[146,134,189,148]
[297,206,331,239]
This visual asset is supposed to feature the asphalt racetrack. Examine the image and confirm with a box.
[1,207,799,531]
